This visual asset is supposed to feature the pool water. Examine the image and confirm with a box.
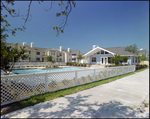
[12,67,85,74]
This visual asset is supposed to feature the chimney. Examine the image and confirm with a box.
[31,42,34,48]
[60,46,62,52]
[23,42,26,46]
[93,45,96,49]
[68,48,70,52]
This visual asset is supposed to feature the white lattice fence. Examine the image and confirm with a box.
[1,65,135,106]
[77,70,94,85]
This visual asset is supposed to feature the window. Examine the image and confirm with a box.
[97,51,100,54]
[92,57,96,62]
[42,58,44,62]
[72,58,76,60]
[102,58,103,64]
[72,54,76,56]
[36,58,40,61]
[132,57,134,63]
[60,58,62,62]
[51,52,55,55]
[105,51,109,54]
[135,57,137,63]
[108,57,111,63]
[29,51,31,54]
[101,50,104,54]
[29,57,30,61]
[36,52,40,55]
[60,53,62,56]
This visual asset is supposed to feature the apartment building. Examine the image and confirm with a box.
[6,42,83,63]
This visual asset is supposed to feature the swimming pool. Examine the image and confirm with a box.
[12,67,85,74]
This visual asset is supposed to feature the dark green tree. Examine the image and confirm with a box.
[121,56,128,65]
[125,44,138,54]
[110,54,121,65]
[1,42,30,75]
[46,55,56,68]
[46,55,56,63]
[77,54,83,63]
[139,54,146,62]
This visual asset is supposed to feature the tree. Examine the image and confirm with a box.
[1,42,30,75]
[77,54,83,63]
[1,0,76,38]
[46,55,56,67]
[139,54,146,62]
[121,56,128,65]
[125,44,138,54]
[110,54,121,65]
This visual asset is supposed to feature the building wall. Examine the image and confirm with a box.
[89,54,114,64]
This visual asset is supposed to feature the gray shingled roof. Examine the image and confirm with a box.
[138,50,148,53]
[62,49,83,54]
[105,47,138,56]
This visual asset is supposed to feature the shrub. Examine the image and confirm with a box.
[62,79,69,85]
[49,80,57,88]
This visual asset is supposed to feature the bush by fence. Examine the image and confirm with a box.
[66,62,91,67]
[136,64,148,70]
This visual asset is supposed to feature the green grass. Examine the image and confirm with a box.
[1,67,149,115]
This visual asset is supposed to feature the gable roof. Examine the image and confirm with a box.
[83,46,139,57]
[105,47,138,56]
[83,46,115,56]
[138,50,149,54]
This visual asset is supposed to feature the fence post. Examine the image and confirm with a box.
[75,71,77,86]
[107,67,108,78]
[128,66,129,73]
[45,73,48,93]
[115,67,117,76]
[94,69,95,81]
[122,66,124,74]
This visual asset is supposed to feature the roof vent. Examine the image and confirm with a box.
[93,45,98,49]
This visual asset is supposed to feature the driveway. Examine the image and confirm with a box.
[5,69,149,118]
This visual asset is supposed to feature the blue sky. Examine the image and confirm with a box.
[3,1,149,53]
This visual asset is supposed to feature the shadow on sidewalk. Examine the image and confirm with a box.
[6,94,149,118]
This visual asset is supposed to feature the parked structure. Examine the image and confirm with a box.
[82,45,139,65]
[6,42,83,63]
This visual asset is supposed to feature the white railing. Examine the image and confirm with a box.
[1,65,136,106]
[12,62,66,68]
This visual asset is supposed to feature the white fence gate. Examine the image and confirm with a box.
[1,65,136,106]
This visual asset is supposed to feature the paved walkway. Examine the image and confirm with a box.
[5,69,149,118]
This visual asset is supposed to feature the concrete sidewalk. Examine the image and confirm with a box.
[5,69,149,118]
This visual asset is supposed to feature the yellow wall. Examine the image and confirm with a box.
[85,56,87,63]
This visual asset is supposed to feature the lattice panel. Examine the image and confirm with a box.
[47,72,76,92]
[95,68,107,81]
[77,70,94,85]
[1,73,46,105]
[124,67,128,74]
[117,67,123,75]
[108,68,116,78]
